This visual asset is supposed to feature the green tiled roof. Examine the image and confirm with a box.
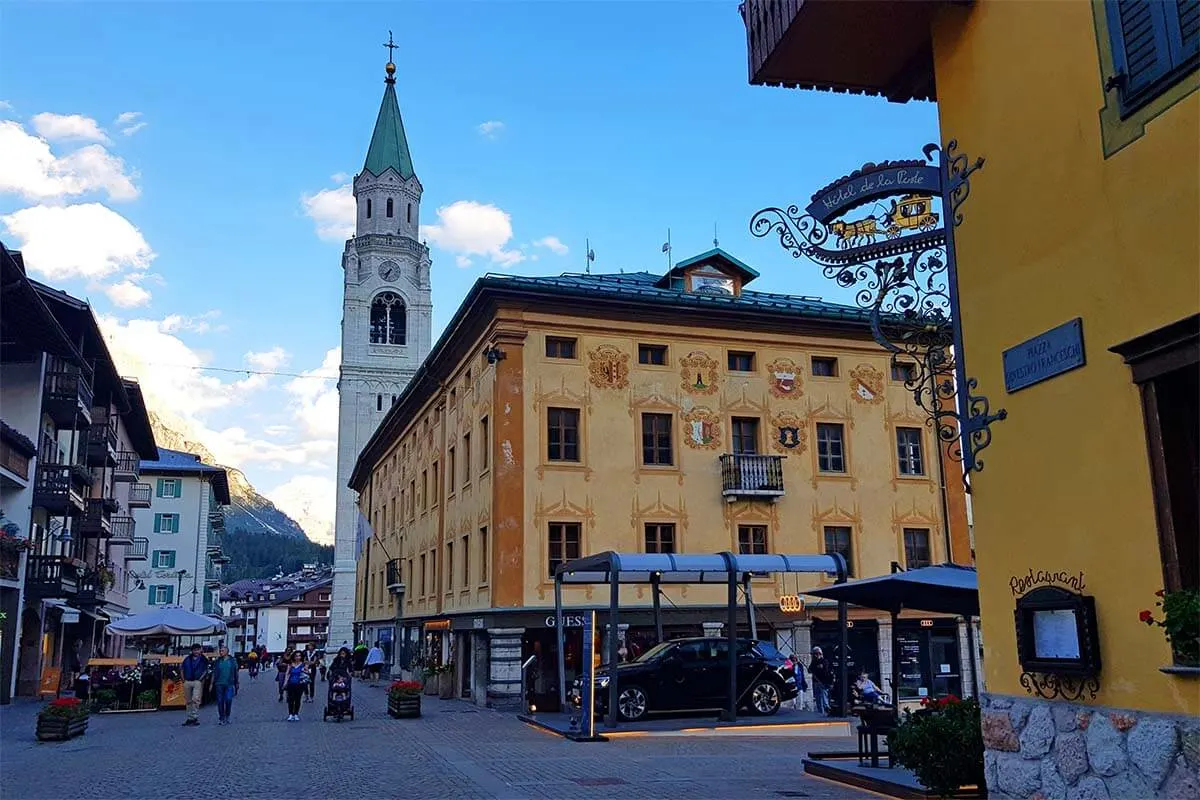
[362,82,415,180]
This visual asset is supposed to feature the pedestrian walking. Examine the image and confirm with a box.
[284,651,310,721]
[365,642,385,687]
[275,651,290,702]
[809,646,833,716]
[304,646,319,702]
[180,643,210,727]
[247,649,259,679]
[353,642,368,678]
[213,645,240,725]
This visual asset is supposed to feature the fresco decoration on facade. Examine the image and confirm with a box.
[679,351,720,396]
[681,407,722,450]
[629,492,689,538]
[586,344,631,391]
[849,364,885,405]
[770,412,808,454]
[766,357,802,399]
[751,142,1006,491]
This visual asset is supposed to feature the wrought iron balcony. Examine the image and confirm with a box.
[128,482,152,508]
[386,558,405,593]
[719,453,785,500]
[108,515,135,545]
[85,418,118,467]
[124,537,149,561]
[25,555,78,599]
[113,450,140,482]
[42,363,94,430]
[74,569,107,606]
[33,463,90,515]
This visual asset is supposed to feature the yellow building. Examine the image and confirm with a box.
[744,0,1198,795]
[349,248,972,708]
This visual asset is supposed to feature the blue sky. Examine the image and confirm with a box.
[0,2,938,542]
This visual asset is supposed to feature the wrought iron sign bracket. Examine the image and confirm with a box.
[750,140,1006,491]
[1018,671,1100,702]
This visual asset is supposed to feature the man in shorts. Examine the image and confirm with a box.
[365,641,386,686]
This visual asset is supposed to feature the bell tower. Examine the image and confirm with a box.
[329,45,433,650]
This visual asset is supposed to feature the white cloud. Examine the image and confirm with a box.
[285,347,340,440]
[0,121,138,201]
[301,182,354,241]
[477,120,505,139]
[0,100,13,113]
[160,310,223,335]
[246,347,290,372]
[533,235,569,256]
[31,112,110,144]
[114,111,146,136]
[266,475,336,545]
[330,171,350,183]
[104,279,152,308]
[2,203,155,280]
[420,200,525,268]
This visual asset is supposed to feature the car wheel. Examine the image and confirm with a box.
[617,686,648,722]
[749,680,782,716]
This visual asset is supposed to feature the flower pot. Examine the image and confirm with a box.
[438,670,454,699]
[388,694,421,718]
[36,713,89,741]
[423,676,439,696]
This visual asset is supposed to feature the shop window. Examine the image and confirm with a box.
[547,408,580,462]
[641,413,674,466]
[644,523,676,554]
[737,524,768,555]
[904,528,932,569]
[545,336,577,359]
[548,521,581,578]
[823,526,854,578]
[638,344,668,365]
[1111,314,1199,594]
[731,417,760,455]
[897,427,925,475]
[1105,0,1199,117]
[812,356,839,377]
[727,351,755,372]
[816,423,846,472]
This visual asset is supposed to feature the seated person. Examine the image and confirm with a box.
[855,671,887,706]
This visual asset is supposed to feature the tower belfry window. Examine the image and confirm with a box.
[407,203,412,223]
[366,199,372,219]
[369,292,407,345]
[386,198,394,218]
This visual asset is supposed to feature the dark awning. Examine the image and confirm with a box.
[804,563,979,616]
[556,550,844,584]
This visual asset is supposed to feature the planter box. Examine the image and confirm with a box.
[36,713,89,741]
[388,695,421,718]
[438,670,454,699]
[423,677,439,696]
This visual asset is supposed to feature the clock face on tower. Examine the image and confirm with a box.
[378,260,401,282]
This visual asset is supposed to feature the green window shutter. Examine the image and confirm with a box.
[166,586,175,605]
[151,550,160,566]
[169,515,178,533]
[148,586,157,605]
[1106,0,1198,113]
[165,551,175,568]
[153,515,161,533]
[156,478,165,497]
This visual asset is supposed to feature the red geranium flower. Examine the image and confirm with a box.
[1155,589,1165,598]
[1139,609,1154,624]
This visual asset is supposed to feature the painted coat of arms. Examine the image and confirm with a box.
[849,364,885,404]
[587,344,630,390]
[682,407,721,449]
[766,357,802,399]
[679,350,720,395]
[770,412,807,454]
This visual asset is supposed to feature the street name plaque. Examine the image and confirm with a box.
[1002,318,1086,393]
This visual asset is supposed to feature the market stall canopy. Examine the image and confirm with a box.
[105,606,227,637]
[803,563,979,616]
[556,551,845,584]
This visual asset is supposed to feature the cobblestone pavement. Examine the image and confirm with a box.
[1,676,870,799]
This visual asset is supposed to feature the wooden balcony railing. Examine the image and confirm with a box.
[42,363,94,429]
[25,555,78,599]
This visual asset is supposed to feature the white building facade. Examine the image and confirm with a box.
[127,449,230,617]
[329,58,433,647]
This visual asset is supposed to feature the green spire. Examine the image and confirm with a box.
[362,68,416,180]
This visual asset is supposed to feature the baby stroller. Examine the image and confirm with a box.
[323,669,354,722]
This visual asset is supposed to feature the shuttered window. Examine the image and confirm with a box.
[1106,0,1199,116]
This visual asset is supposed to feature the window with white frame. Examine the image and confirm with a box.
[896,427,925,475]
[156,478,181,498]
[153,513,180,534]
[152,550,176,569]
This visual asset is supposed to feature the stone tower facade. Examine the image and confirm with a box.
[329,61,433,649]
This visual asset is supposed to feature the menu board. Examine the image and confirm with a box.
[897,633,924,699]
[1033,609,1081,660]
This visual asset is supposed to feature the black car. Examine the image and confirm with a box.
[574,637,799,722]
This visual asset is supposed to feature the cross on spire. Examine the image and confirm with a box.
[383,31,398,63]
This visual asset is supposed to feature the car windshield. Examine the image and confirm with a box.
[754,641,786,660]
[634,642,675,662]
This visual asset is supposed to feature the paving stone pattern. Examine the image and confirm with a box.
[981,693,1200,800]
[1,677,868,799]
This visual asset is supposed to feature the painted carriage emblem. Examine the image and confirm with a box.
[770,412,807,454]
[849,364,885,404]
[679,350,720,396]
[829,194,940,249]
[682,408,721,449]
[766,358,802,399]
[587,345,630,390]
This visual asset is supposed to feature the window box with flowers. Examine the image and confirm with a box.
[36,697,90,741]
[387,680,423,718]
[0,512,30,581]
[1141,588,1200,672]
[888,696,985,799]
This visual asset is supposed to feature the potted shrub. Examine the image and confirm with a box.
[438,663,455,699]
[387,680,423,718]
[1140,588,1200,667]
[135,689,159,710]
[36,697,90,741]
[888,696,985,799]
[91,688,118,713]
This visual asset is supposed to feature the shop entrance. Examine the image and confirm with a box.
[896,620,962,701]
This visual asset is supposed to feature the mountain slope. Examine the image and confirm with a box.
[149,412,310,541]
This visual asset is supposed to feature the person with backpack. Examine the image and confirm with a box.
[284,651,310,721]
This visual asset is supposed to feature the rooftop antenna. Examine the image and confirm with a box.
[585,239,595,274]
[661,228,672,269]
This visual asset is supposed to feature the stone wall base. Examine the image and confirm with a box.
[980,692,1200,800]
